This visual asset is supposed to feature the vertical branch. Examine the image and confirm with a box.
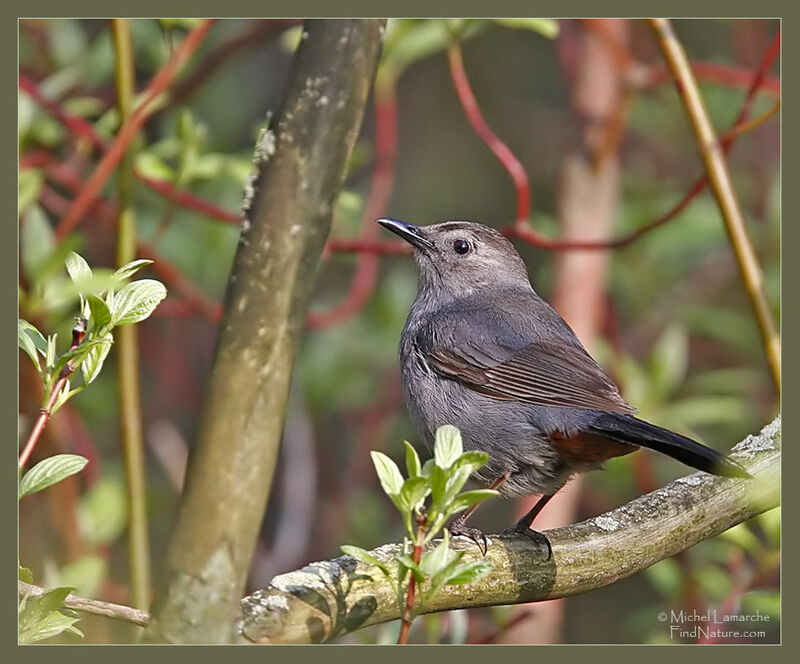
[111,18,151,615]
[143,20,385,643]
[649,19,780,393]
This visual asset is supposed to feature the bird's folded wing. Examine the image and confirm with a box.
[426,339,635,415]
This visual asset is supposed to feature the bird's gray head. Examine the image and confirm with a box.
[377,218,532,297]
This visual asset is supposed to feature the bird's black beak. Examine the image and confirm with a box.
[377,218,434,251]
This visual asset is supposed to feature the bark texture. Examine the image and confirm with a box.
[144,19,385,643]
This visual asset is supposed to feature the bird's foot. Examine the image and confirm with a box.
[500,522,552,559]
[448,518,489,556]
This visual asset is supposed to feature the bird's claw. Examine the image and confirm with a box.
[448,522,490,556]
[500,524,552,559]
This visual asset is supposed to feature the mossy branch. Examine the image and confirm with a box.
[237,417,780,644]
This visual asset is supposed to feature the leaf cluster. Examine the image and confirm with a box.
[18,252,166,415]
[342,425,497,620]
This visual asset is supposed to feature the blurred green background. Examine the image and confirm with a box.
[18,18,779,644]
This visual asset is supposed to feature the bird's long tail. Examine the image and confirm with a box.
[589,412,751,479]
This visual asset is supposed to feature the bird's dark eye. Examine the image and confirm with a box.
[453,239,471,255]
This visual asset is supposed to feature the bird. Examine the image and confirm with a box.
[378,217,750,552]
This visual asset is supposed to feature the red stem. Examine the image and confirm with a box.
[446,25,779,252]
[19,320,87,469]
[397,515,426,644]
[54,19,215,240]
[447,41,531,223]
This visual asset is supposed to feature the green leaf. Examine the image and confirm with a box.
[434,425,462,469]
[694,563,732,601]
[18,319,46,373]
[442,466,474,506]
[40,270,122,310]
[19,319,48,355]
[661,396,749,429]
[54,337,101,377]
[18,586,82,643]
[340,545,391,577]
[757,507,780,549]
[493,18,560,38]
[45,334,57,372]
[426,532,467,599]
[383,19,485,73]
[19,454,89,499]
[397,555,425,584]
[135,151,175,181]
[719,522,762,555]
[403,440,422,477]
[113,259,153,281]
[447,489,499,516]
[740,591,780,620]
[51,555,108,598]
[78,473,128,545]
[370,451,404,496]
[65,251,93,284]
[444,560,492,585]
[450,450,488,476]
[21,205,56,281]
[429,462,448,514]
[400,476,431,513]
[420,531,454,576]
[87,294,112,330]
[50,380,84,417]
[19,168,44,215]
[19,565,34,584]
[110,279,167,325]
[648,324,688,398]
[81,332,113,386]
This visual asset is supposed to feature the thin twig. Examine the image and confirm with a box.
[649,18,780,394]
[18,581,150,627]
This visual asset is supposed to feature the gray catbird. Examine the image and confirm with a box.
[378,217,750,550]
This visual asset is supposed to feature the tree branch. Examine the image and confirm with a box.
[18,581,150,628]
[237,416,780,644]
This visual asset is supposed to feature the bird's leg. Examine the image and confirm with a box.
[501,493,555,558]
[448,473,509,556]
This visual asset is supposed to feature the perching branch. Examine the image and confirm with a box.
[143,20,384,644]
[237,416,780,644]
